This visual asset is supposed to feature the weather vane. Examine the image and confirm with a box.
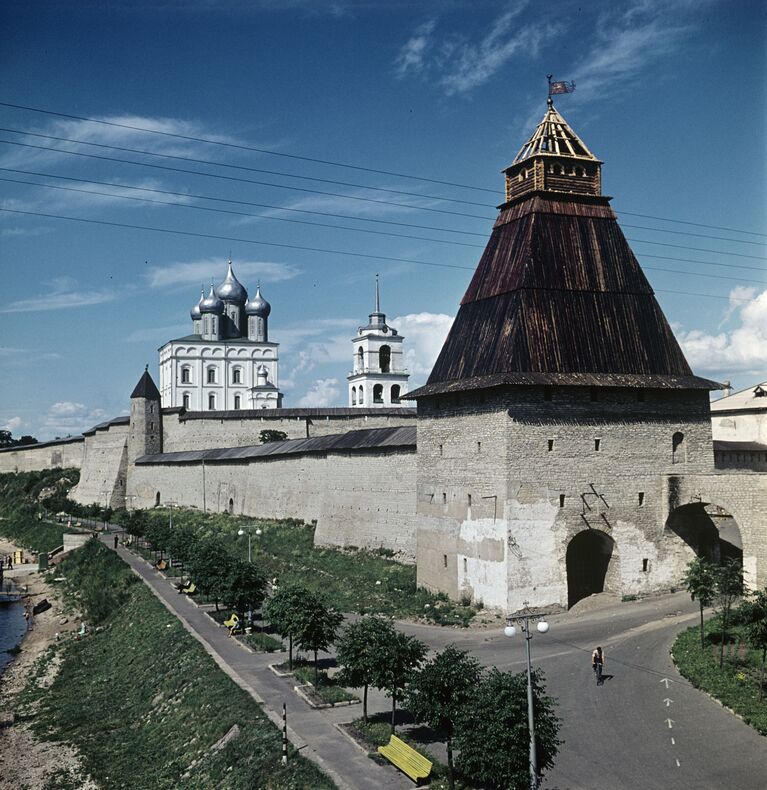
[547,74,576,105]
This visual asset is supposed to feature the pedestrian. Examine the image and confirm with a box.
[592,646,605,684]
[24,609,30,630]
[114,534,119,550]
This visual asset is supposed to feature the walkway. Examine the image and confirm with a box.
[100,535,408,790]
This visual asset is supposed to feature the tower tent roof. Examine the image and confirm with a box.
[131,367,161,400]
[406,195,720,398]
[511,101,597,166]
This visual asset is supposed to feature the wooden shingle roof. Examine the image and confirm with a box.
[407,195,720,398]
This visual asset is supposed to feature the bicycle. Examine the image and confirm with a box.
[593,661,603,685]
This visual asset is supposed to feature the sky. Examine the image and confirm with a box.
[0,0,765,440]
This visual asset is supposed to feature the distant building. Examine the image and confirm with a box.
[711,381,767,444]
[347,276,409,408]
[158,260,283,411]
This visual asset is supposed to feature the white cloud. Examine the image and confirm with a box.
[394,5,559,97]
[0,276,117,313]
[146,258,300,289]
[394,19,437,78]
[2,416,23,433]
[38,402,109,438]
[392,311,453,388]
[678,288,767,378]
[296,377,341,407]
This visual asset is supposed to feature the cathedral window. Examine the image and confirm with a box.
[208,393,216,410]
[379,345,391,373]
[351,387,357,406]
[358,386,364,404]
[183,393,190,410]
[234,395,241,410]
[373,384,383,403]
[232,367,242,384]
[181,367,191,384]
[207,368,216,384]
[357,347,364,371]
[390,384,400,403]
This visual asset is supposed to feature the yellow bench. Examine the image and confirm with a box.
[377,734,432,783]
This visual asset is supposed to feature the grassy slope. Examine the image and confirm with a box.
[672,619,767,736]
[138,509,476,625]
[17,540,334,790]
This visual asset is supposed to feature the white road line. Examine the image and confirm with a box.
[665,718,674,728]
[671,737,675,745]
[676,759,681,767]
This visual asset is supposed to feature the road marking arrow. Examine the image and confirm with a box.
[666,718,675,729]
[660,678,673,688]
[663,698,674,707]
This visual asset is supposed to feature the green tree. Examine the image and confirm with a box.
[454,667,561,790]
[714,558,746,669]
[166,523,200,564]
[337,617,394,724]
[260,429,288,444]
[294,595,344,684]
[222,559,268,618]
[370,629,426,734]
[682,557,718,650]
[187,536,235,611]
[263,583,308,670]
[738,588,767,700]
[405,645,482,790]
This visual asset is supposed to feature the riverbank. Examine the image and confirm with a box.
[0,538,93,789]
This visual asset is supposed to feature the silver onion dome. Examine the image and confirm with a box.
[200,284,224,314]
[215,260,248,304]
[190,288,204,320]
[245,285,271,317]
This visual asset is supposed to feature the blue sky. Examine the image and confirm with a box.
[1,0,765,440]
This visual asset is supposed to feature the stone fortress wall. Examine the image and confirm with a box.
[0,437,85,474]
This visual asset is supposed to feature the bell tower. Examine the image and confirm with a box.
[347,275,409,408]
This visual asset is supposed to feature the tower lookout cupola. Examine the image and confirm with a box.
[502,99,603,205]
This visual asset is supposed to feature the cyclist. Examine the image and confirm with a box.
[592,646,605,684]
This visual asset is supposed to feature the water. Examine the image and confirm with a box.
[0,584,27,676]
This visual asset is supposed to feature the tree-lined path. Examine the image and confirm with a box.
[104,532,767,790]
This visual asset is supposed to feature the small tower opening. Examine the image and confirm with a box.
[379,345,391,373]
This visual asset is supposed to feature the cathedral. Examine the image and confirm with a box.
[158,261,283,411]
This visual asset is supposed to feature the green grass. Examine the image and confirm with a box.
[672,618,767,735]
[135,509,478,625]
[293,665,359,706]
[242,631,284,653]
[15,540,334,789]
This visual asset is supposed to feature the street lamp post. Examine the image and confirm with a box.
[237,526,263,632]
[504,603,550,790]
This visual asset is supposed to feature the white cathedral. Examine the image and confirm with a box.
[158,260,283,411]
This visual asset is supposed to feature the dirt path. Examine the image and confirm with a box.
[0,538,97,790]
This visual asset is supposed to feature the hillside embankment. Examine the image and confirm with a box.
[0,471,333,790]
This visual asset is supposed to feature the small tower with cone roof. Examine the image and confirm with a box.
[128,366,162,465]
[347,275,409,408]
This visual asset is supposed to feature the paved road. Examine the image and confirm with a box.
[398,595,767,790]
[103,534,766,790]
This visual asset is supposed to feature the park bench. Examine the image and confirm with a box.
[377,734,432,784]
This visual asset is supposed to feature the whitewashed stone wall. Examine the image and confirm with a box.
[69,424,129,509]
[128,447,418,560]
[0,439,84,474]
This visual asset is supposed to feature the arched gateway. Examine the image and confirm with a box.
[665,502,743,566]
[566,530,617,608]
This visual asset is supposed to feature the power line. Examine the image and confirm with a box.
[0,99,498,193]
[1,206,761,303]
[3,138,766,263]
[1,99,764,239]
[5,176,766,288]
[0,126,492,208]
[0,175,484,249]
[1,127,764,248]
[0,138,493,221]
[0,166,489,237]
[615,209,767,240]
